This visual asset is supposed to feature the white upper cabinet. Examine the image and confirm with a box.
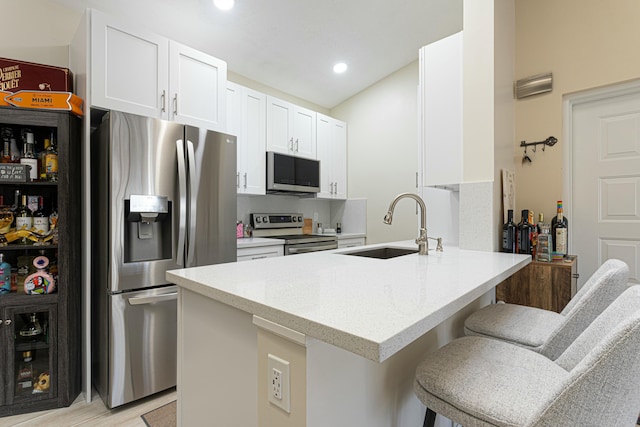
[90,9,168,118]
[316,113,347,200]
[226,82,266,195]
[90,9,226,131]
[169,41,226,131]
[266,96,316,159]
[419,31,462,187]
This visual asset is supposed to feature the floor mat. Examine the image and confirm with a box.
[141,400,176,427]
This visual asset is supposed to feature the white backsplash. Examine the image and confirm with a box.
[237,195,367,235]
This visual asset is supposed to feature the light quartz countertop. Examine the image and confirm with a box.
[168,241,530,362]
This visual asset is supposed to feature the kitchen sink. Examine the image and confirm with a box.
[342,247,418,259]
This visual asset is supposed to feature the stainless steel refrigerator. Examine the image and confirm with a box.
[91,110,236,408]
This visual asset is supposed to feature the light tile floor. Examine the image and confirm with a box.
[0,388,176,427]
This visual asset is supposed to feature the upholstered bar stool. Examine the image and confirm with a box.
[415,285,640,427]
[464,258,629,360]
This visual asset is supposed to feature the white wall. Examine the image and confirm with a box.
[331,62,420,244]
[515,0,640,222]
[1,1,80,67]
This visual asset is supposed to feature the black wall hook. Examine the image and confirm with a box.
[520,136,557,164]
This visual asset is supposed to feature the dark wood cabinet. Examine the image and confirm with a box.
[0,108,81,416]
[496,257,578,313]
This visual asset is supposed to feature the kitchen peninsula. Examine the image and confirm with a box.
[167,242,530,427]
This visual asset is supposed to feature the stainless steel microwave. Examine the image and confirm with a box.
[266,151,320,194]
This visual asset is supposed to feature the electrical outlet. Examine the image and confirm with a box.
[272,368,282,400]
[313,212,318,221]
[267,353,290,413]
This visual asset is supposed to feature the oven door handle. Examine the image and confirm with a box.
[287,244,338,254]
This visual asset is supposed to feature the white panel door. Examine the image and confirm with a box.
[572,91,640,286]
[316,114,333,198]
[266,96,293,154]
[332,119,347,199]
[169,41,227,131]
[420,31,462,187]
[242,87,266,195]
[90,9,168,118]
[292,106,317,159]
[226,82,243,192]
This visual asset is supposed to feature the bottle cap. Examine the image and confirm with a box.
[33,256,49,269]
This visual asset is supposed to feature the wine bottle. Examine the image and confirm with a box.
[38,138,50,181]
[15,195,33,244]
[19,131,38,182]
[33,196,48,234]
[528,210,538,258]
[502,209,517,253]
[552,201,568,256]
[1,127,12,164]
[517,209,533,255]
[45,134,58,182]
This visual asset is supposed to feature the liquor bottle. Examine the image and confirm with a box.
[536,213,543,232]
[536,223,552,262]
[1,127,12,163]
[38,138,50,181]
[528,210,538,258]
[517,209,533,255]
[49,204,59,245]
[19,131,38,181]
[0,253,11,294]
[10,136,20,163]
[15,195,33,244]
[551,200,569,256]
[33,196,48,234]
[501,209,517,253]
[45,135,58,182]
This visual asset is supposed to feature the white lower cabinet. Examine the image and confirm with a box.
[337,237,366,249]
[237,245,284,262]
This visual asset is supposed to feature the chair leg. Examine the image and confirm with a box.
[423,407,436,427]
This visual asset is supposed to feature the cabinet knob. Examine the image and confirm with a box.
[244,172,248,189]
[4,319,11,326]
[173,93,178,115]
[295,138,299,152]
[161,90,166,112]
[572,273,580,279]
[289,138,294,151]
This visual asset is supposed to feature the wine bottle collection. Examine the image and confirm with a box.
[502,200,569,261]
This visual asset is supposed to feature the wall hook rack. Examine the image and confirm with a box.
[520,136,557,164]
[520,136,558,150]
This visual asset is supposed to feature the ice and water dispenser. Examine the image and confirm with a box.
[124,195,172,263]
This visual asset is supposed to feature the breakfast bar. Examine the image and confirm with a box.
[167,241,530,427]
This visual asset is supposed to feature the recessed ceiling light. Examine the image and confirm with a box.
[213,0,234,11]
[333,63,348,74]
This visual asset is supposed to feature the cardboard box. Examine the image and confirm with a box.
[0,57,72,93]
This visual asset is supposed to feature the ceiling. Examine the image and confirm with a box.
[52,0,463,109]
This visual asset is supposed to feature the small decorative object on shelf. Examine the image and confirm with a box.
[24,256,56,295]
[19,313,43,340]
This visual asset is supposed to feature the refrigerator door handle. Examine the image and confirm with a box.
[176,140,187,266]
[127,292,178,305]
[186,139,197,267]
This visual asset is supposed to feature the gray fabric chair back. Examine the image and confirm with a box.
[529,285,640,426]
[538,259,629,359]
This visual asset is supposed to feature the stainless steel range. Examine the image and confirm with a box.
[250,213,338,255]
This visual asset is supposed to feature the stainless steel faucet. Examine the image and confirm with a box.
[383,192,429,255]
